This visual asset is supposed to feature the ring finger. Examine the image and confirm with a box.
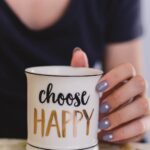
[99,97,150,130]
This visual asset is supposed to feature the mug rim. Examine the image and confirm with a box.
[25,66,103,77]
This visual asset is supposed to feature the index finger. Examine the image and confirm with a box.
[96,63,136,93]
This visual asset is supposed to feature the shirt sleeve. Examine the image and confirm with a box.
[106,0,143,43]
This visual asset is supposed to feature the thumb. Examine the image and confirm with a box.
[70,47,89,67]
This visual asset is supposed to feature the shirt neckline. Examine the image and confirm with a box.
[1,0,76,35]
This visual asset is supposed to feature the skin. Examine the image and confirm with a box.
[5,0,70,30]
[5,0,150,143]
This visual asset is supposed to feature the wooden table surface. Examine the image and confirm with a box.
[0,139,150,150]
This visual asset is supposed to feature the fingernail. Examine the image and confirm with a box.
[103,133,113,142]
[100,102,111,114]
[99,118,110,130]
[96,80,109,92]
[73,47,82,53]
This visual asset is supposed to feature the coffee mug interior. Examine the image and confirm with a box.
[25,66,102,77]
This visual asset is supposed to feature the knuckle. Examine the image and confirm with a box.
[136,120,145,134]
[135,75,146,91]
[109,113,119,129]
[118,128,126,139]
[140,98,150,114]
[114,130,125,141]
[110,92,121,106]
[108,72,119,84]
[116,112,123,123]
[124,63,136,76]
[113,111,123,126]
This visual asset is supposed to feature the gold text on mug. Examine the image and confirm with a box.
[33,108,94,138]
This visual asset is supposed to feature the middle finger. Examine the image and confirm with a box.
[100,75,146,114]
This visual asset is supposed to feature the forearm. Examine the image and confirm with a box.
[104,39,143,75]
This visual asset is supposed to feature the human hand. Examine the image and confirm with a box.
[71,47,150,143]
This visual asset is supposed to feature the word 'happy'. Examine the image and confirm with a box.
[34,108,94,137]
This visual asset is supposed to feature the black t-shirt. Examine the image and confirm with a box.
[0,0,142,138]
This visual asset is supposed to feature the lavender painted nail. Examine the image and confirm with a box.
[99,118,110,130]
[103,133,113,142]
[96,80,109,92]
[100,102,111,114]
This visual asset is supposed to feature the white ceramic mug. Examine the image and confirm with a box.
[25,66,103,150]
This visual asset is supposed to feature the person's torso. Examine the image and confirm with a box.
[0,0,108,138]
